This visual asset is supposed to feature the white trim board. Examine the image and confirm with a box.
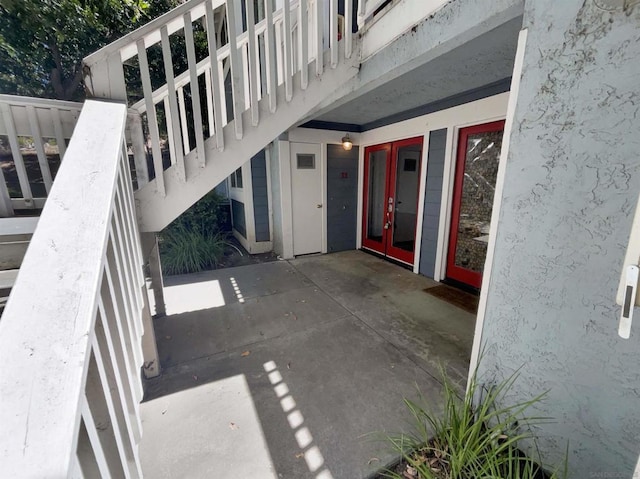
[468,29,528,385]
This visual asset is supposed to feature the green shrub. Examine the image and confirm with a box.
[159,226,226,276]
[158,191,230,275]
[382,367,568,479]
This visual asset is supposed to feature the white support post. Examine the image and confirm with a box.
[0,103,33,206]
[283,0,293,101]
[315,0,324,76]
[184,11,206,168]
[330,0,338,68]
[226,0,245,139]
[299,0,309,89]
[205,0,225,150]
[160,25,186,181]
[50,107,67,160]
[264,0,278,113]
[246,0,260,126]
[26,106,53,194]
[137,40,166,196]
[147,233,166,317]
[345,0,353,59]
[141,283,161,379]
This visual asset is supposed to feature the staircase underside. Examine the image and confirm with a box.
[135,51,360,233]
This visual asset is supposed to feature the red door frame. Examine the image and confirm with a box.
[386,136,424,265]
[446,120,505,289]
[362,136,424,266]
[362,143,391,256]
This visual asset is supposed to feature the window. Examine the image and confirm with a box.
[297,154,315,169]
[230,167,243,188]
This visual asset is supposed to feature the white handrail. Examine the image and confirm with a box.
[0,100,146,477]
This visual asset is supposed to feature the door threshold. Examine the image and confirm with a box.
[440,277,480,295]
[360,248,413,270]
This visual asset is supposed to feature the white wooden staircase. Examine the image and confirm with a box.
[84,0,360,232]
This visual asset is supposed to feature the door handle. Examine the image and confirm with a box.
[316,204,323,208]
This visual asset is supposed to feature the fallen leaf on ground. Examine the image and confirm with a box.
[287,362,291,369]
[229,422,239,430]
[165,335,171,340]
[193,375,198,381]
[367,457,380,465]
[161,409,167,415]
[295,452,304,458]
[241,351,251,357]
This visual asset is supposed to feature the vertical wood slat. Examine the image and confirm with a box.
[25,106,54,193]
[99,276,143,442]
[119,143,145,270]
[117,155,145,331]
[315,0,324,76]
[0,110,14,217]
[50,108,67,160]
[129,115,150,188]
[137,40,166,196]
[218,58,228,126]
[160,25,186,182]
[264,0,277,113]
[163,96,178,166]
[226,0,245,140]
[241,44,251,116]
[205,0,225,150]
[183,12,206,168]
[204,69,215,138]
[105,240,144,406]
[114,181,143,341]
[299,0,309,89]
[246,0,260,126]
[345,0,353,58]
[80,393,119,479]
[177,87,191,154]
[283,0,293,101]
[0,103,33,203]
[93,312,143,478]
[330,0,338,68]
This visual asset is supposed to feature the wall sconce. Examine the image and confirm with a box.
[341,133,353,151]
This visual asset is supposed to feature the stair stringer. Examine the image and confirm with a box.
[135,53,360,233]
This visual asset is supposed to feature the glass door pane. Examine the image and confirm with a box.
[447,121,504,288]
[366,149,388,244]
[391,144,421,253]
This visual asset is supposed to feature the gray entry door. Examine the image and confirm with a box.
[327,144,359,252]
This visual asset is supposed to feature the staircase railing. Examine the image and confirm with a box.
[83,0,353,198]
[0,100,146,477]
[0,94,82,216]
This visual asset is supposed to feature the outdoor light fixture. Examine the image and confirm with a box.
[342,133,353,151]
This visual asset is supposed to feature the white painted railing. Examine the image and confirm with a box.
[357,0,388,27]
[83,0,352,198]
[0,94,82,215]
[0,101,147,477]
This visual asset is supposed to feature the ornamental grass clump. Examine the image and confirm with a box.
[382,368,568,479]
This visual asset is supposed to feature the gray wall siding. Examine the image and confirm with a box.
[479,2,640,477]
[231,199,246,239]
[419,129,447,278]
[251,150,271,242]
[327,145,359,252]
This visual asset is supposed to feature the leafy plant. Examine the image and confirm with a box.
[382,367,568,479]
[159,226,226,276]
[158,191,231,275]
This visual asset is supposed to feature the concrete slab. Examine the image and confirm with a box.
[140,251,476,479]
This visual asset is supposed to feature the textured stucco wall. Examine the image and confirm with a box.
[479,1,640,476]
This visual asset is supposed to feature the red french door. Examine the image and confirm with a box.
[362,137,424,266]
[446,121,505,289]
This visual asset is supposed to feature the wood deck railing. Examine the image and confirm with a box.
[0,100,147,477]
[83,0,353,198]
[0,95,82,215]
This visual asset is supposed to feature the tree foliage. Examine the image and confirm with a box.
[0,0,181,100]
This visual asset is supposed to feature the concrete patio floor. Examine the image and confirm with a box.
[140,250,476,479]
